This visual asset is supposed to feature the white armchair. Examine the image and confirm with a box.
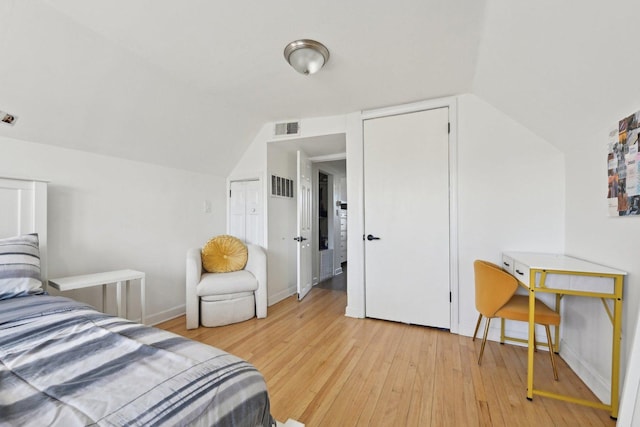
[186,244,267,329]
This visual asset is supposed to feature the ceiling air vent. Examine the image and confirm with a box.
[274,121,300,137]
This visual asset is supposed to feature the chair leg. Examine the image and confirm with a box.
[478,317,491,365]
[545,325,559,381]
[472,313,482,341]
[533,329,537,352]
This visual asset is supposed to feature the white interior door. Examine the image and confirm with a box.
[296,151,313,300]
[229,180,262,245]
[364,107,450,328]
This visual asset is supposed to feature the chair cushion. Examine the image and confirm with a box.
[201,235,248,273]
[201,291,254,302]
[200,294,255,327]
[197,270,258,297]
[496,294,561,326]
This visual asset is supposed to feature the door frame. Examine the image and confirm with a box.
[363,107,451,328]
[355,97,459,333]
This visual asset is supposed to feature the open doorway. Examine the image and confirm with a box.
[265,134,347,303]
[314,160,347,293]
[313,159,347,292]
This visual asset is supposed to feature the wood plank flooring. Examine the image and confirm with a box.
[157,287,617,426]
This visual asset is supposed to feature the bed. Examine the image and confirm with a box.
[0,177,274,426]
[0,294,273,426]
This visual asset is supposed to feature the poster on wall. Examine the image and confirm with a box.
[608,110,640,216]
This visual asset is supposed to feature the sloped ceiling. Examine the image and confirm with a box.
[0,0,485,175]
[1,1,636,175]
[474,0,640,152]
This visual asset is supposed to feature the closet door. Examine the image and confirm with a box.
[229,180,262,245]
[364,108,450,328]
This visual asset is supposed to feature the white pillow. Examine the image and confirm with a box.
[0,234,44,300]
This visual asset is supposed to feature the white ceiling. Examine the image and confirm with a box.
[0,0,484,175]
[270,134,346,159]
[1,0,638,175]
[473,0,640,153]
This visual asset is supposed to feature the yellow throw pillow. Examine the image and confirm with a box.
[202,235,248,273]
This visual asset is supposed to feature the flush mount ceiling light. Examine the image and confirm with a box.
[284,39,330,75]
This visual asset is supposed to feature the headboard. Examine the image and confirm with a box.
[0,177,48,283]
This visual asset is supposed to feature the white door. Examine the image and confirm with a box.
[229,180,262,245]
[296,150,313,300]
[364,107,450,328]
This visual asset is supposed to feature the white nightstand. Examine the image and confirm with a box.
[49,269,146,324]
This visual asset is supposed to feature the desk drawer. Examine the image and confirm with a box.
[513,262,530,287]
[502,255,514,274]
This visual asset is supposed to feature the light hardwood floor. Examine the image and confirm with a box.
[157,287,617,426]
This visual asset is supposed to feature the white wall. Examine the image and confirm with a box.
[563,128,640,403]
[456,94,565,337]
[0,136,226,324]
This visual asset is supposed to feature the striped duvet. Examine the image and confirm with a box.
[0,295,273,426]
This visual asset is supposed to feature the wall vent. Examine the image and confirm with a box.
[274,121,300,137]
[271,174,294,198]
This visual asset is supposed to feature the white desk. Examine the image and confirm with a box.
[502,252,626,418]
[49,269,146,325]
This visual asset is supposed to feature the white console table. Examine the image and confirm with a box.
[502,252,626,418]
[49,269,146,325]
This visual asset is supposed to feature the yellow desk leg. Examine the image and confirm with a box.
[554,294,561,353]
[527,286,536,400]
[610,275,624,419]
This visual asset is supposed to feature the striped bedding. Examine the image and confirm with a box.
[0,295,274,426]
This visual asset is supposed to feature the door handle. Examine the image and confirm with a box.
[366,234,380,241]
[293,236,308,242]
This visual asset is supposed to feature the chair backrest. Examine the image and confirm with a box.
[474,260,519,318]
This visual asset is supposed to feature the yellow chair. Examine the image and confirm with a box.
[472,260,561,380]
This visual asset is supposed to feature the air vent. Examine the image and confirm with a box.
[271,174,294,198]
[274,121,300,136]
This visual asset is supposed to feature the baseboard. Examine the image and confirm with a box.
[276,419,304,427]
[268,286,296,306]
[560,339,610,404]
[345,305,364,318]
[145,304,186,326]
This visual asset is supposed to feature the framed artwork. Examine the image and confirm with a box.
[608,110,640,216]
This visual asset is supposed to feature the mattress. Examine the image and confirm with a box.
[0,295,273,426]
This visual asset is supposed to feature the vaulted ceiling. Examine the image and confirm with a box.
[0,0,638,175]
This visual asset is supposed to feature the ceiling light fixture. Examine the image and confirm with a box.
[284,39,330,75]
